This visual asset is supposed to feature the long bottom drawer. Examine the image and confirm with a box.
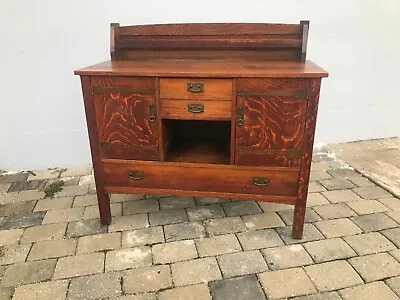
[102,160,299,197]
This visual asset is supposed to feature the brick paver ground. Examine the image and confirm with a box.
[1,148,400,299]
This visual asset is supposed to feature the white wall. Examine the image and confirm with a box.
[1,0,399,171]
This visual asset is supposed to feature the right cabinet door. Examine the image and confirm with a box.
[235,78,308,167]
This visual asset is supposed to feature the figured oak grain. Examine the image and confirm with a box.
[93,93,159,160]
[90,76,159,160]
[293,78,322,238]
[235,79,308,167]
[236,96,307,150]
[235,152,301,168]
[80,76,111,224]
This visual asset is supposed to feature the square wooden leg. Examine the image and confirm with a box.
[292,196,306,239]
[96,190,111,225]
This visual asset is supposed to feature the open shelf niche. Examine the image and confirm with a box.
[162,119,231,165]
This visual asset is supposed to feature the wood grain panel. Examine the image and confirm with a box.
[118,23,303,36]
[236,95,307,150]
[80,76,111,225]
[235,152,301,168]
[118,35,302,50]
[92,77,159,160]
[120,49,300,61]
[102,160,299,196]
[108,22,308,62]
[160,78,232,100]
[293,78,321,239]
[90,76,155,89]
[238,78,308,93]
[99,142,159,161]
[160,100,231,120]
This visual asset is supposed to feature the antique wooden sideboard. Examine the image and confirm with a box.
[75,21,328,239]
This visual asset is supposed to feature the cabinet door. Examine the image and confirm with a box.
[91,77,159,160]
[235,78,308,167]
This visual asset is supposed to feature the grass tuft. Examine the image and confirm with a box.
[44,180,65,198]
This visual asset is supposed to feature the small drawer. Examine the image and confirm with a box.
[160,78,232,100]
[160,100,231,120]
[102,161,299,197]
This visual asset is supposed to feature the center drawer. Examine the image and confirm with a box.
[160,78,232,100]
[160,99,231,120]
[102,160,299,196]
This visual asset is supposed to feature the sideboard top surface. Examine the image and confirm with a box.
[74,59,328,78]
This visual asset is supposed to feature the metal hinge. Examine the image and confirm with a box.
[149,104,156,122]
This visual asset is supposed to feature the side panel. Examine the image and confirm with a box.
[80,76,111,224]
[293,78,322,238]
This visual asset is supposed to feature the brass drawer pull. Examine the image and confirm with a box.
[128,170,144,180]
[188,103,204,113]
[252,177,269,187]
[187,82,204,93]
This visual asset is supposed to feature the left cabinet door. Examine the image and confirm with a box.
[91,76,159,161]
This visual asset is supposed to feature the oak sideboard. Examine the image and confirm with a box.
[75,21,328,239]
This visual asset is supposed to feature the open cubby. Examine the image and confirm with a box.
[163,120,231,164]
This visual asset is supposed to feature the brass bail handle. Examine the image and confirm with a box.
[187,82,204,93]
[252,177,269,187]
[128,170,144,180]
[188,103,204,113]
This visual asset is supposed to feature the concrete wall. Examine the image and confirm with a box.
[1,0,399,170]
